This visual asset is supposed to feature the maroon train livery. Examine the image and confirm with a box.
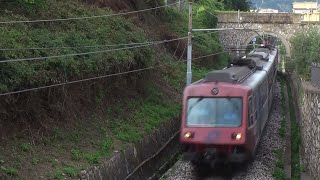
[180,45,278,166]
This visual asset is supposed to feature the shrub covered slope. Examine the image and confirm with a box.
[0,0,242,179]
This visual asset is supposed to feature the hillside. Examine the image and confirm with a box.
[250,0,314,12]
[0,0,232,179]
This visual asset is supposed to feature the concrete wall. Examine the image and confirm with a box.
[299,81,320,178]
[78,117,181,180]
[217,12,303,24]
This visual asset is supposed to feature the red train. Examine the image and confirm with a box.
[180,45,278,167]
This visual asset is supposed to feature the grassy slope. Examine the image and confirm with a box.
[0,1,229,179]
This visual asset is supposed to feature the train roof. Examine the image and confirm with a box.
[195,46,277,87]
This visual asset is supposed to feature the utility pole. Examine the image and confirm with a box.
[185,6,258,86]
[186,0,193,86]
[236,9,240,57]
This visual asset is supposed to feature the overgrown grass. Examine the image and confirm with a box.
[279,77,287,139]
[162,4,231,69]
[286,79,301,180]
[0,1,230,179]
[1,166,18,177]
[273,148,286,180]
[272,77,287,180]
[0,0,156,93]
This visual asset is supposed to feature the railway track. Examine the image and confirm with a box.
[161,81,284,180]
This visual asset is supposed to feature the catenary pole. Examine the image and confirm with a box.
[237,9,240,57]
[186,0,193,86]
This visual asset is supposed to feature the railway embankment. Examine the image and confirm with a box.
[0,1,230,179]
[285,72,320,179]
[79,117,181,180]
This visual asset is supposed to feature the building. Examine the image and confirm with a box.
[258,8,279,13]
[292,1,320,21]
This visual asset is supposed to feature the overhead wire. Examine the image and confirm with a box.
[0,36,188,63]
[239,16,264,42]
[0,31,219,63]
[0,42,155,51]
[0,31,216,51]
[0,51,226,96]
[0,1,183,24]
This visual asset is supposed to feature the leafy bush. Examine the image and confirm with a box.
[193,0,224,28]
[222,0,252,11]
[160,0,231,70]
[0,0,155,93]
[0,0,46,10]
[291,28,320,80]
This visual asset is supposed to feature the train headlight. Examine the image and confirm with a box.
[232,133,242,140]
[235,133,242,140]
[184,132,194,139]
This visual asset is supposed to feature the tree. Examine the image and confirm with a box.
[0,0,45,9]
[220,0,252,11]
[291,28,320,79]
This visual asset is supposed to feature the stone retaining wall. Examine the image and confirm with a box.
[217,12,302,24]
[298,81,320,178]
[78,117,181,180]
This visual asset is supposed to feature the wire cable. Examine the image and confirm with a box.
[0,32,218,62]
[0,51,225,96]
[0,1,182,24]
[0,42,153,51]
[0,31,214,51]
[192,51,225,60]
[0,36,188,63]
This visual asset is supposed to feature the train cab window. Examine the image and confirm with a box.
[187,97,242,127]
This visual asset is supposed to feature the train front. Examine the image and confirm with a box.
[180,81,250,166]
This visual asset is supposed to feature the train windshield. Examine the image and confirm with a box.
[187,97,242,127]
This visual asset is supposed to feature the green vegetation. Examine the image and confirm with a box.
[272,77,287,180]
[20,143,32,152]
[273,148,286,180]
[162,1,231,69]
[287,80,301,180]
[220,0,252,11]
[278,77,287,139]
[0,0,46,10]
[62,165,79,177]
[290,28,320,80]
[275,75,302,180]
[0,0,155,93]
[0,0,251,179]
[1,166,18,177]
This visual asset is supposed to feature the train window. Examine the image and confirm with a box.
[186,97,242,127]
[268,77,272,90]
[248,96,254,127]
[248,96,252,116]
[250,115,254,127]
[255,94,259,110]
[259,79,268,108]
[252,95,256,112]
